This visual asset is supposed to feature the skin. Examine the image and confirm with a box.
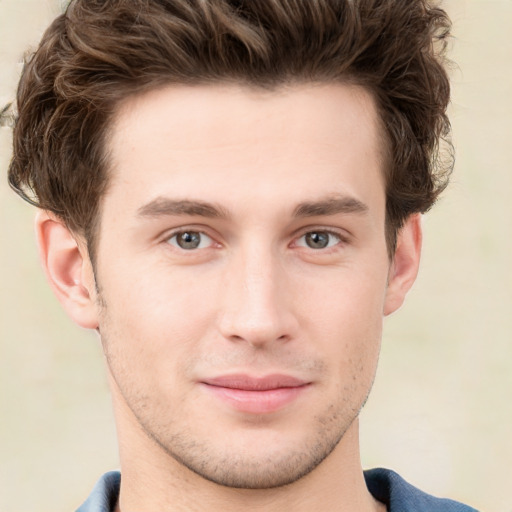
[37,83,421,511]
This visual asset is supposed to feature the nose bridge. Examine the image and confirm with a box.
[219,239,294,346]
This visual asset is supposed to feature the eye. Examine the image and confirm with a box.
[167,231,214,250]
[296,231,342,250]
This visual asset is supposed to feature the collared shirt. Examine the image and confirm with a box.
[76,468,479,511]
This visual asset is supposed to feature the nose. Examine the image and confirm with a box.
[218,244,298,348]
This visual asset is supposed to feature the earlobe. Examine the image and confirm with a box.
[35,211,99,329]
[384,214,422,316]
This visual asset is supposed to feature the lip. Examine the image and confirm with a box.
[200,374,311,414]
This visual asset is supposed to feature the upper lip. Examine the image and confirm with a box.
[201,374,309,391]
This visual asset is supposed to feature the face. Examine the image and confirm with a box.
[92,83,396,488]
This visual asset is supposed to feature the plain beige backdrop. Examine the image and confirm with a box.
[1,1,511,511]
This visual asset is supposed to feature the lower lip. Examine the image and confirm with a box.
[201,384,309,414]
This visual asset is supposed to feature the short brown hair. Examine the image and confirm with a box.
[8,0,452,262]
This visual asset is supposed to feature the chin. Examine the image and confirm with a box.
[150,415,351,490]
[173,445,335,489]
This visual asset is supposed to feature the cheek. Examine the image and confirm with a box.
[297,263,388,332]
[297,269,386,377]
[97,261,221,377]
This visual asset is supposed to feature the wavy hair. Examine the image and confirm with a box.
[8,0,452,262]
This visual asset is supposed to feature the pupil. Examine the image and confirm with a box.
[306,232,329,249]
[178,232,200,249]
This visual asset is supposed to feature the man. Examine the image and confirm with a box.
[7,0,478,510]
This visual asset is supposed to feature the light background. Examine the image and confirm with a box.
[0,1,510,511]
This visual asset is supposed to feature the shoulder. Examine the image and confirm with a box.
[364,468,479,512]
[76,471,121,512]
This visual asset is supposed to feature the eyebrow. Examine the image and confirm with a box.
[136,194,368,220]
[293,196,369,217]
[137,198,230,219]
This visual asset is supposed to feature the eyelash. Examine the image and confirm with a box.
[294,229,348,250]
[165,229,217,251]
[163,227,350,252]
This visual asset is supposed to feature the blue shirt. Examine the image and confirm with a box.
[76,468,479,511]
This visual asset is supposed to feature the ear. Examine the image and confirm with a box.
[384,214,422,316]
[35,211,99,329]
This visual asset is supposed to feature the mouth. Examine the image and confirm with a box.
[200,374,311,414]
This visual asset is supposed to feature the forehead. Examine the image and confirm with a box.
[105,83,385,216]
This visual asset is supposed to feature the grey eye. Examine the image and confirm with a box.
[168,231,212,250]
[297,231,341,250]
